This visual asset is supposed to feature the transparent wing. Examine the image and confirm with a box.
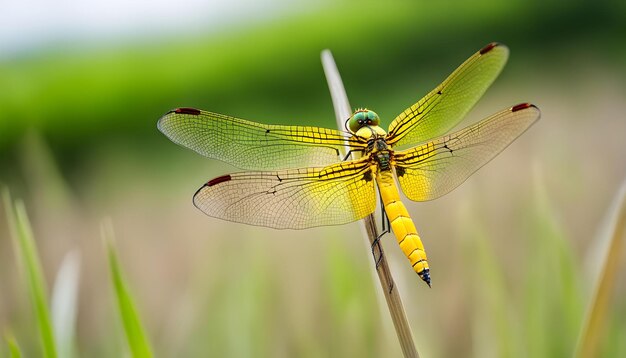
[386,42,509,148]
[394,103,540,201]
[193,158,377,229]
[158,108,366,170]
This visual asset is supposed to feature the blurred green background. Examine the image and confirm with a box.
[1,0,626,356]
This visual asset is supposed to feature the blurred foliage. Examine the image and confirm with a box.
[0,1,624,177]
[4,330,23,358]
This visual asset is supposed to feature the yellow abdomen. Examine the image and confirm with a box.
[376,170,431,286]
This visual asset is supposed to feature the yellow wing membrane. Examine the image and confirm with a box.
[386,42,509,148]
[394,103,540,202]
[193,158,377,229]
[158,108,365,170]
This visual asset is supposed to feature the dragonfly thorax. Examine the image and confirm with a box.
[366,137,392,171]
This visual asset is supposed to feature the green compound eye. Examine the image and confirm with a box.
[348,110,380,132]
[348,111,365,132]
[366,111,380,126]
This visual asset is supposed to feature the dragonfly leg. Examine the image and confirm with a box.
[380,194,391,234]
[372,229,395,293]
[371,232,385,268]
[374,192,396,293]
[342,149,364,161]
[371,196,391,270]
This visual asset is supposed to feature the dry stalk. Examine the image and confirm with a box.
[321,50,419,358]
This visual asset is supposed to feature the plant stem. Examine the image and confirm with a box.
[575,178,626,358]
[321,50,419,358]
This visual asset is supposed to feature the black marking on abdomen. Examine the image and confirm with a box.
[412,258,427,267]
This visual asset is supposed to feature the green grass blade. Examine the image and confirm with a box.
[4,331,22,358]
[575,178,626,358]
[102,221,153,358]
[2,189,58,358]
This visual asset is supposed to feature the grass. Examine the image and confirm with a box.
[4,330,22,358]
[50,250,80,358]
[1,153,625,356]
[2,190,154,357]
[102,220,154,358]
[3,189,57,358]
[457,168,626,358]
[575,178,626,358]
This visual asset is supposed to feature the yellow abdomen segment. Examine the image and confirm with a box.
[376,170,431,286]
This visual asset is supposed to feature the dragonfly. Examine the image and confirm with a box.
[158,42,540,287]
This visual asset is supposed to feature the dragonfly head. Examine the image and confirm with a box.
[347,109,380,133]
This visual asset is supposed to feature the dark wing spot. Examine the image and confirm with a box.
[207,175,232,186]
[174,107,202,115]
[511,103,535,112]
[395,167,406,177]
[363,170,373,182]
[479,42,499,55]
[437,90,442,95]
[266,129,270,134]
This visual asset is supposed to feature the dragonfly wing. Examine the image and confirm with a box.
[387,43,509,148]
[158,108,365,170]
[394,103,540,201]
[193,158,377,229]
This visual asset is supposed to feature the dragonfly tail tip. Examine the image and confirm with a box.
[420,268,431,287]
